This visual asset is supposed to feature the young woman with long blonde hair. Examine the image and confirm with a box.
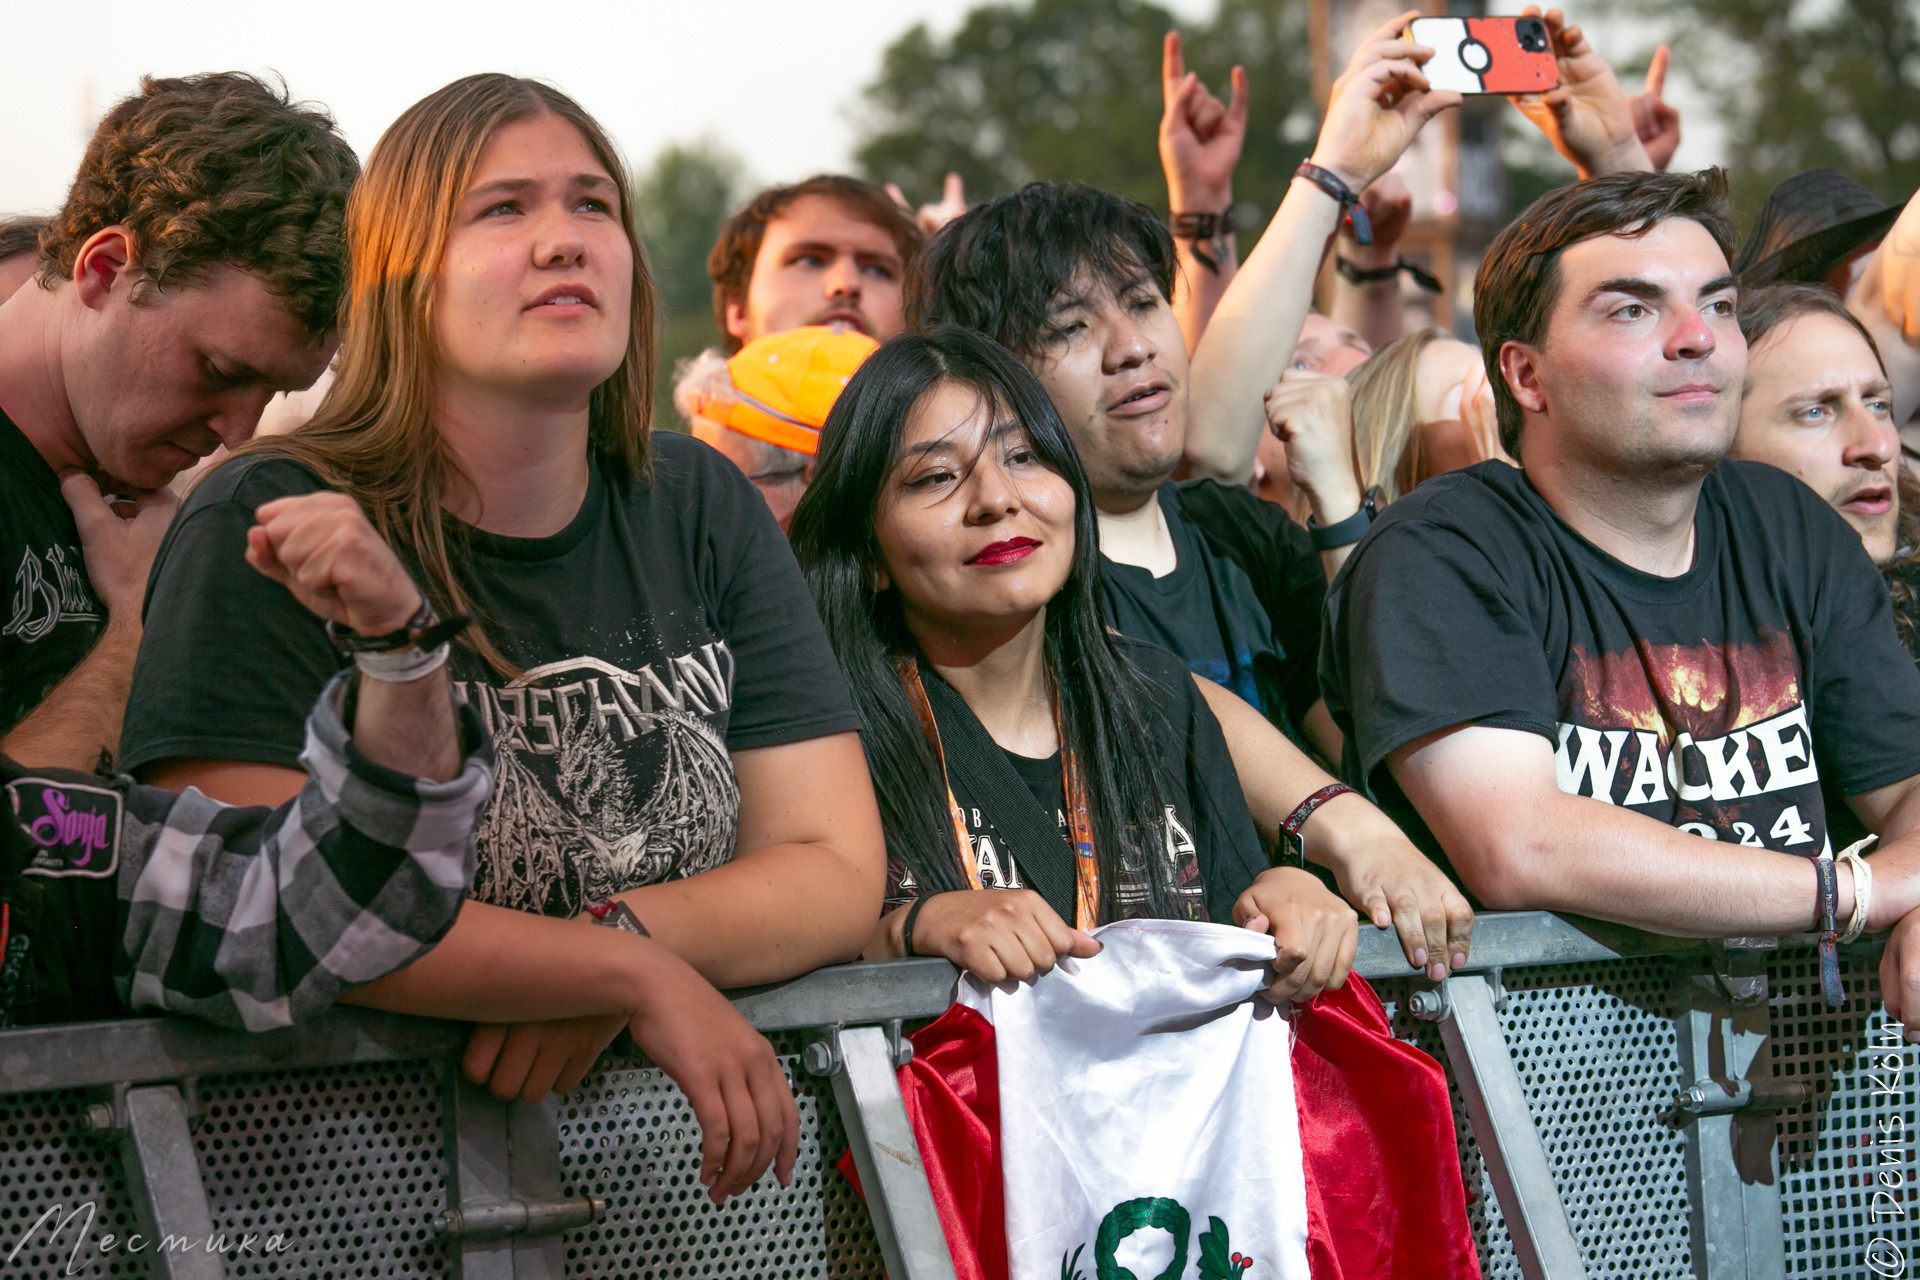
[117,76,885,1196]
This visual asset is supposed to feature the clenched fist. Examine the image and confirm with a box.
[1264,368,1363,523]
[244,492,424,637]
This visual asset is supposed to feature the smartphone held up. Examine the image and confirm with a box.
[1407,16,1559,95]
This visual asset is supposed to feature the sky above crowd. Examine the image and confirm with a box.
[0,0,1716,216]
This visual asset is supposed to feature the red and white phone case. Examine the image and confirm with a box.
[1408,17,1559,95]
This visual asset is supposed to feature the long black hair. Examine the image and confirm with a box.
[790,326,1183,921]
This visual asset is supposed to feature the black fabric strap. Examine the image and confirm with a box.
[1816,855,1845,1008]
[919,672,1080,924]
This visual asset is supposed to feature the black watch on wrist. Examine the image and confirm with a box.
[1307,485,1383,551]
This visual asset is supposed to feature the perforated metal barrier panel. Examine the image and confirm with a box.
[195,1060,451,1278]
[1380,957,1695,1279]
[1772,949,1920,1278]
[0,1087,146,1278]
[2,939,1918,1279]
[557,1031,884,1278]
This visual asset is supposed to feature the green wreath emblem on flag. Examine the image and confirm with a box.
[1094,1197,1189,1280]
[1060,1202,1254,1280]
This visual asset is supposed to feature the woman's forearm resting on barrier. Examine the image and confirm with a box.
[1193,674,1472,980]
[606,732,889,988]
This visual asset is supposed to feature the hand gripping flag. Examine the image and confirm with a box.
[843,919,1480,1280]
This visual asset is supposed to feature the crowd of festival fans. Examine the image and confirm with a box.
[3,5,1920,1203]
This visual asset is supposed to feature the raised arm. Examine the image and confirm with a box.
[1160,30,1248,353]
[1184,9,1459,485]
[1506,7,1655,180]
[119,490,489,1029]
[1326,172,1415,350]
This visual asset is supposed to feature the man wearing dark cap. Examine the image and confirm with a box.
[1734,170,1902,293]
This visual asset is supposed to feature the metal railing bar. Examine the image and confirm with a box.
[0,913,1763,1095]
[1353,910,1703,982]
[0,1006,467,1096]
[117,1084,224,1280]
[728,957,959,1030]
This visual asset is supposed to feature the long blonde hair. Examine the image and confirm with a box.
[1346,327,1450,504]
[236,74,659,677]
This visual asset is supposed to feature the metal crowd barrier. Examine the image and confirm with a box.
[0,912,1912,1278]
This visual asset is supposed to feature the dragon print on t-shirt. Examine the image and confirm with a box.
[458,644,741,917]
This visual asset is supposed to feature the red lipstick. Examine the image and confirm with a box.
[967,537,1040,566]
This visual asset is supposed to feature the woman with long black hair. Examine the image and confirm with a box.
[792,327,1466,994]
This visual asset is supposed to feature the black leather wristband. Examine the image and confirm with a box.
[901,894,933,958]
[1169,209,1236,274]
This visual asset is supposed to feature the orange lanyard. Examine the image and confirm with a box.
[897,657,1100,930]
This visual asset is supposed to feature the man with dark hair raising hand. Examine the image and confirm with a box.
[1323,169,1920,1026]
[0,73,357,772]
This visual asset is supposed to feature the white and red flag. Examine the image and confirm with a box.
[846,918,1480,1280]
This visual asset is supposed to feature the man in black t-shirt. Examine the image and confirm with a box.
[1322,169,1920,1018]
[906,36,1459,757]
[0,75,355,770]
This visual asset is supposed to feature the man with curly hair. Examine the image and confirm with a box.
[0,72,358,771]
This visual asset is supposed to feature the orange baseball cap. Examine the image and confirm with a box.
[694,325,880,455]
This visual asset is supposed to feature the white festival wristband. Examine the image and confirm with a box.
[354,642,451,684]
[1836,837,1875,944]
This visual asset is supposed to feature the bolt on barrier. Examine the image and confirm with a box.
[0,911,1911,1279]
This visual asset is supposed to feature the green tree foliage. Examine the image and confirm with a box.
[633,140,744,431]
[854,0,1313,219]
[1609,0,1920,221]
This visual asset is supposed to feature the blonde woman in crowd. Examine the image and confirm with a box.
[1346,327,1511,505]
[119,74,889,1199]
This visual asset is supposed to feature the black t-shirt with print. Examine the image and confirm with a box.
[884,638,1271,926]
[1099,479,1323,744]
[120,433,861,918]
[0,410,106,736]
[1322,459,1920,885]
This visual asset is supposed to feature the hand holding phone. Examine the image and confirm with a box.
[1500,7,1656,179]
